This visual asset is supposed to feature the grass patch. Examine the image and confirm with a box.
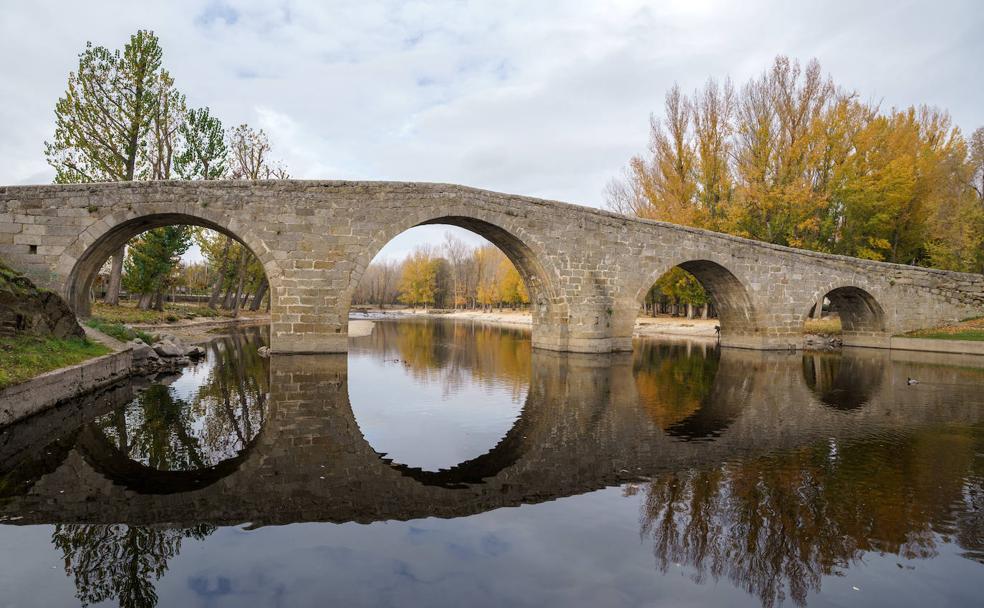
[900,317,984,342]
[803,317,842,336]
[900,317,984,341]
[91,301,225,325]
[85,318,156,344]
[0,335,111,390]
[901,330,984,341]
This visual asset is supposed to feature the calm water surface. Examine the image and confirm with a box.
[0,318,982,607]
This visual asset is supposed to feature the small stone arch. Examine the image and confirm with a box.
[812,285,886,335]
[628,258,762,345]
[343,210,566,347]
[58,208,279,317]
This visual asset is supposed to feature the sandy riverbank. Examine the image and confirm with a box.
[350,308,719,339]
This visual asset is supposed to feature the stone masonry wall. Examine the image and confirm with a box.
[1,180,982,353]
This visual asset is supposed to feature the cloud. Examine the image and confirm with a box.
[2,0,982,259]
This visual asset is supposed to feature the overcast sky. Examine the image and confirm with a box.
[2,0,982,261]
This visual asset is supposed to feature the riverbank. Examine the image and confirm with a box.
[350,308,720,339]
[130,314,271,343]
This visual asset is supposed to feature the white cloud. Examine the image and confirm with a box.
[2,0,982,259]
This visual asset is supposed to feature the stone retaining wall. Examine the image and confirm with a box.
[0,348,132,425]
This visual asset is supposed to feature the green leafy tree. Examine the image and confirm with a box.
[174,107,227,180]
[45,30,168,305]
[123,226,192,310]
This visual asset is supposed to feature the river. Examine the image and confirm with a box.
[0,318,982,607]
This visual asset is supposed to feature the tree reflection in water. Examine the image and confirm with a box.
[355,318,531,400]
[633,341,718,430]
[52,523,212,608]
[637,428,984,607]
[54,329,268,608]
[93,331,269,470]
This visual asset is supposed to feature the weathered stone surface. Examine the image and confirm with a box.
[1,180,982,353]
[152,340,184,358]
[0,261,82,339]
[129,341,160,363]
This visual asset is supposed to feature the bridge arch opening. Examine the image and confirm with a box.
[64,212,273,319]
[347,217,561,344]
[634,260,759,346]
[803,286,886,338]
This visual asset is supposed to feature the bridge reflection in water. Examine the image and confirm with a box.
[1,320,983,608]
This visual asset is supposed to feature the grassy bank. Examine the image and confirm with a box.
[901,317,984,341]
[0,335,111,389]
[803,317,842,336]
[84,318,156,344]
[91,301,224,325]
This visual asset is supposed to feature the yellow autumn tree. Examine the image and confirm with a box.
[497,258,528,308]
[609,55,984,273]
[397,247,438,309]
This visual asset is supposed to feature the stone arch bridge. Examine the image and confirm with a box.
[1,180,982,353]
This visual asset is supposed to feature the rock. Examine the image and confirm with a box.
[187,345,206,358]
[152,340,185,358]
[131,342,161,363]
[803,333,843,350]
[257,346,271,358]
[0,262,83,339]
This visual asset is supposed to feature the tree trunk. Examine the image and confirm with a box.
[232,249,248,319]
[686,302,694,319]
[207,237,233,309]
[812,298,824,319]
[137,291,154,310]
[153,289,164,312]
[104,247,125,305]
[701,304,709,319]
[249,279,268,311]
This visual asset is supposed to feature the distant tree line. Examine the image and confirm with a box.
[352,234,529,311]
[45,30,286,313]
[610,56,984,314]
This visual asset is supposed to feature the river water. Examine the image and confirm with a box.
[0,318,982,607]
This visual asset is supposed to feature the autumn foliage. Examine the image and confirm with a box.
[609,56,984,274]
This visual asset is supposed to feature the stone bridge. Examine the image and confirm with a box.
[2,347,983,527]
[2,180,982,353]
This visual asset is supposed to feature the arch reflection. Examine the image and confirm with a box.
[801,350,884,411]
[80,330,269,494]
[349,319,531,479]
[633,340,752,440]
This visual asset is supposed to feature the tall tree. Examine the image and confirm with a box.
[174,107,227,180]
[122,226,192,310]
[45,30,167,305]
[609,55,984,276]
[146,71,185,180]
[226,124,289,180]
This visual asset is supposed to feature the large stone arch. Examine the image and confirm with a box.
[57,206,280,317]
[343,208,568,350]
[618,257,764,349]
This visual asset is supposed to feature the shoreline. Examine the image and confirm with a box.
[349,308,720,340]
